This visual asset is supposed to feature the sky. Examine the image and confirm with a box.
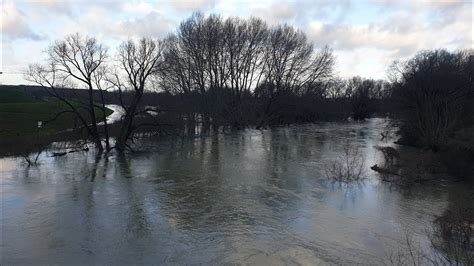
[1,0,472,85]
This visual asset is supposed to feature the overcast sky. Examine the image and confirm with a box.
[1,0,472,85]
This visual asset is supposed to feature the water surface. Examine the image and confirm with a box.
[0,118,464,264]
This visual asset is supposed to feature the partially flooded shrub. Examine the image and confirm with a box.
[388,233,431,266]
[389,193,474,265]
[431,198,474,265]
[20,139,47,166]
[388,230,473,265]
[325,143,365,182]
[21,152,41,166]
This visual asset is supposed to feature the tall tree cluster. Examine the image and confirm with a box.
[390,49,473,150]
[157,13,335,129]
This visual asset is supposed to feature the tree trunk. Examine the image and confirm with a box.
[116,96,140,152]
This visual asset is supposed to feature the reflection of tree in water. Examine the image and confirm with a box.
[328,181,365,210]
[260,129,307,202]
[115,153,152,236]
[116,153,132,178]
[387,184,473,265]
[430,186,473,265]
[90,154,107,182]
[144,130,319,236]
[148,136,224,231]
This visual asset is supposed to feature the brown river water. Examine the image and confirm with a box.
[1,118,469,264]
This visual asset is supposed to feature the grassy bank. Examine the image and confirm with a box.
[0,90,112,155]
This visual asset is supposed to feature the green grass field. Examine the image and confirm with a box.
[0,90,112,141]
[0,90,36,103]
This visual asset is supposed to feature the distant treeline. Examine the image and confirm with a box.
[1,72,395,126]
[154,14,396,129]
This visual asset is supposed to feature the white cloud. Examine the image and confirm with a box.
[308,21,426,54]
[1,2,43,40]
[122,1,156,13]
[169,0,216,11]
[116,11,175,38]
[35,0,74,17]
[335,48,392,79]
[2,0,472,84]
[305,0,471,79]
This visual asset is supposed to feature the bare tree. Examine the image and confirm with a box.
[257,25,334,127]
[26,33,109,152]
[157,13,334,129]
[346,77,374,120]
[113,38,164,152]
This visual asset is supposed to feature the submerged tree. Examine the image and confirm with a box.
[257,25,334,127]
[113,38,165,152]
[390,49,473,150]
[25,14,340,153]
[158,13,334,129]
[26,34,165,153]
[26,33,110,152]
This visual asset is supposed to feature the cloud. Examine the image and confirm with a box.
[248,3,296,25]
[122,1,156,13]
[308,1,471,54]
[35,0,74,17]
[116,11,175,38]
[53,4,173,41]
[371,0,472,25]
[1,2,43,41]
[242,0,352,26]
[23,0,123,22]
[335,48,392,79]
[305,0,471,79]
[2,0,472,85]
[169,0,216,11]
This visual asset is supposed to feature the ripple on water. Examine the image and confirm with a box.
[0,118,467,264]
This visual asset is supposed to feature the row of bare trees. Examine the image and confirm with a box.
[26,13,413,154]
[157,13,335,129]
[26,34,164,152]
[25,13,337,153]
[325,77,392,120]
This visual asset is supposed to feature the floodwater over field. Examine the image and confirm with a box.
[0,118,468,264]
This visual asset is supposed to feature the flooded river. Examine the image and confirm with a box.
[0,118,468,264]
